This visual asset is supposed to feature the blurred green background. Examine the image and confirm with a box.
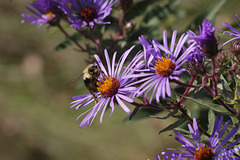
[0,0,239,160]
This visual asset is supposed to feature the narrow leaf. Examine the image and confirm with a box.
[208,109,215,133]
[183,96,229,114]
[159,118,187,134]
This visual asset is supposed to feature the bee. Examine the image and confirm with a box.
[82,63,100,93]
[67,63,100,103]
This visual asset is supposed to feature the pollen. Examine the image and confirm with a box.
[154,57,175,77]
[97,75,120,97]
[45,11,54,18]
[194,146,214,160]
[79,7,97,23]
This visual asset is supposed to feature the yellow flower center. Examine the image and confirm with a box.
[194,146,214,160]
[154,57,175,77]
[79,7,97,23]
[45,11,54,18]
[97,75,120,97]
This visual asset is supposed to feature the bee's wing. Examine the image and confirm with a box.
[66,73,83,87]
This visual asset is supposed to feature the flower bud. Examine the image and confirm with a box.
[123,22,135,36]
[189,61,206,77]
[230,41,240,55]
[216,51,229,68]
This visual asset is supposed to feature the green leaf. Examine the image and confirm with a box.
[217,75,234,102]
[54,39,73,51]
[183,96,229,114]
[126,107,163,121]
[230,116,239,125]
[218,75,233,92]
[174,127,191,134]
[148,108,178,119]
[208,109,215,133]
[159,117,187,134]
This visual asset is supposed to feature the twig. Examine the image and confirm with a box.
[57,23,86,52]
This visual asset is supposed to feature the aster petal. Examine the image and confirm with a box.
[122,51,144,77]
[161,77,166,100]
[70,94,94,109]
[26,6,41,17]
[75,98,95,109]
[163,30,168,49]
[192,118,201,143]
[111,51,117,76]
[118,87,137,93]
[216,139,240,155]
[214,125,239,152]
[165,78,171,97]
[209,116,221,147]
[94,54,108,75]
[104,49,112,75]
[174,130,196,149]
[170,30,177,53]
[100,97,110,123]
[123,72,152,80]
[222,22,240,35]
[221,36,240,47]
[150,79,161,103]
[136,78,156,97]
[77,107,93,121]
[219,120,231,140]
[154,78,164,102]
[115,95,131,114]
[116,46,135,78]
[173,33,187,58]
[89,99,107,126]
[169,75,179,81]
[109,96,115,116]
[117,94,133,103]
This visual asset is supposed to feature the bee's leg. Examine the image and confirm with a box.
[90,91,98,104]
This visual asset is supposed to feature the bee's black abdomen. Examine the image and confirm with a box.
[84,78,98,92]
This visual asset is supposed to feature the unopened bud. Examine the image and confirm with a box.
[123,22,135,36]
[189,61,206,77]
[216,51,229,68]
[230,41,240,55]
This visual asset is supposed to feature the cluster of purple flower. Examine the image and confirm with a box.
[70,29,198,128]
[153,116,240,160]
[21,0,117,29]
[21,0,240,159]
[69,19,221,128]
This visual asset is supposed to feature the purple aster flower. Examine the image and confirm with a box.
[160,116,240,159]
[222,15,240,47]
[186,38,207,77]
[138,35,161,67]
[132,30,196,102]
[187,38,205,63]
[59,0,117,29]
[21,0,63,28]
[188,19,218,58]
[70,46,144,128]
